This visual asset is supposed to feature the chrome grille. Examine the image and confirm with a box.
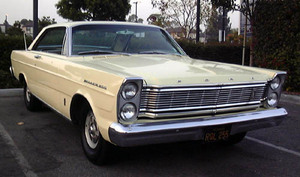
[139,83,266,118]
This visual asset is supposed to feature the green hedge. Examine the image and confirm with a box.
[253,0,300,92]
[177,40,250,65]
[0,34,32,88]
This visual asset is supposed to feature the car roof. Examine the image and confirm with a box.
[45,21,160,29]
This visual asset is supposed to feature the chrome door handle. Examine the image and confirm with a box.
[34,55,41,59]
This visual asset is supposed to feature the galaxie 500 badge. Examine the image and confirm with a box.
[84,79,107,90]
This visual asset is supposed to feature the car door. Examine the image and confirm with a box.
[29,27,66,109]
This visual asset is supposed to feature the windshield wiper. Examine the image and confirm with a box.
[78,50,132,56]
[78,50,131,56]
[138,51,182,56]
[138,51,169,54]
[78,50,116,55]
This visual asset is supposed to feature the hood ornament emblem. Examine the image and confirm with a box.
[177,80,182,83]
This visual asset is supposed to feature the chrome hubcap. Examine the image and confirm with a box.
[26,87,31,102]
[85,111,100,149]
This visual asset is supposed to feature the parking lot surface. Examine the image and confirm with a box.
[0,90,300,177]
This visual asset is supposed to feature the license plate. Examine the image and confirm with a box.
[204,125,231,142]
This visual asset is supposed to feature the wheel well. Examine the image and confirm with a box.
[70,94,90,125]
[19,74,25,84]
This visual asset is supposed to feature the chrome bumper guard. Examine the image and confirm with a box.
[109,108,287,147]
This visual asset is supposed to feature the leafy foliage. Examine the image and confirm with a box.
[0,35,32,88]
[205,7,231,42]
[127,14,143,23]
[177,39,249,65]
[252,0,300,92]
[152,0,211,38]
[56,0,131,21]
[147,14,170,28]
[6,27,23,36]
[38,16,57,32]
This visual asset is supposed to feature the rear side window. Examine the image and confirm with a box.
[32,27,66,55]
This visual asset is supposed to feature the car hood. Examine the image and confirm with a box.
[82,54,277,86]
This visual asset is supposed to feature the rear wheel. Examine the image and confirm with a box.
[80,105,110,165]
[23,83,42,111]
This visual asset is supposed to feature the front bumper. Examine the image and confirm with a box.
[109,108,287,147]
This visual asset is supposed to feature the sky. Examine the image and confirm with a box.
[0,0,240,29]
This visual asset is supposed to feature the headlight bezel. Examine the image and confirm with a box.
[117,78,143,124]
[264,73,286,108]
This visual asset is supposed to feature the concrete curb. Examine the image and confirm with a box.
[0,88,299,105]
[0,88,22,97]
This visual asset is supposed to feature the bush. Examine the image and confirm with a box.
[177,40,250,65]
[0,34,32,88]
[253,0,300,92]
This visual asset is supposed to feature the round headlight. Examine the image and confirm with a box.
[267,92,278,107]
[120,103,137,121]
[122,83,138,100]
[270,77,280,90]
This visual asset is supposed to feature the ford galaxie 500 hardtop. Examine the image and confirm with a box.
[10,22,287,165]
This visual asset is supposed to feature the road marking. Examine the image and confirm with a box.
[246,136,300,158]
[0,122,38,177]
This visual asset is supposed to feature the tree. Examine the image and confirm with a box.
[205,6,231,42]
[7,26,23,36]
[252,0,300,92]
[56,0,131,21]
[209,0,258,65]
[127,14,143,23]
[205,7,219,42]
[226,28,243,43]
[147,14,170,28]
[152,0,210,39]
[20,19,33,26]
[38,16,57,32]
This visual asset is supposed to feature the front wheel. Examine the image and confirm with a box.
[80,106,110,165]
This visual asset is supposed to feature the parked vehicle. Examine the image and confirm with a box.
[10,22,287,165]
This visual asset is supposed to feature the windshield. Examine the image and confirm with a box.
[71,24,185,55]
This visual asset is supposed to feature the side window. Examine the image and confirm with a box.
[32,27,66,55]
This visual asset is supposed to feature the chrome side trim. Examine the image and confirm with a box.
[109,108,287,147]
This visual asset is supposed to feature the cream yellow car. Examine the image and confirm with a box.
[10,22,287,165]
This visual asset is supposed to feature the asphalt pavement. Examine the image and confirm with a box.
[0,89,299,177]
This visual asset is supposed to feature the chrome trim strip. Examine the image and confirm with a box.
[109,108,287,147]
[139,104,260,118]
[140,101,261,113]
[143,83,266,92]
[67,27,72,57]
[9,66,14,78]
[144,81,268,89]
